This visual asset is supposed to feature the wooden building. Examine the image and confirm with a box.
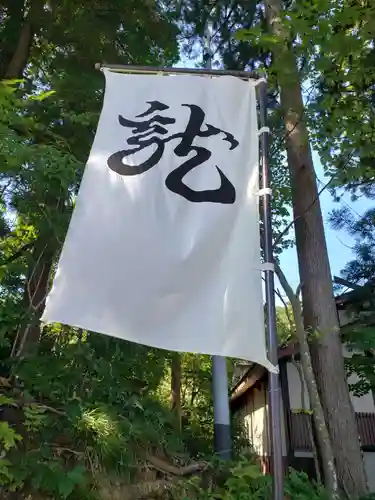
[231,292,375,490]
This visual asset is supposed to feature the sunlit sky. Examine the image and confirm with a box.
[279,151,372,293]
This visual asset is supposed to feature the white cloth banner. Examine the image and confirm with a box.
[42,70,275,371]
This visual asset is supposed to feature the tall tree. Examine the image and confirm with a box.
[261,0,368,495]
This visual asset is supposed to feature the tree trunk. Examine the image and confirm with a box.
[171,352,182,431]
[4,19,33,79]
[0,0,26,78]
[265,0,368,495]
[276,265,337,494]
[12,235,56,358]
[0,0,40,80]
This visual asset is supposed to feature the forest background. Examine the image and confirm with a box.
[0,1,375,499]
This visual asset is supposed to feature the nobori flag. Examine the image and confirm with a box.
[42,70,274,371]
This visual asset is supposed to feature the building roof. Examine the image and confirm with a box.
[230,280,374,404]
[335,279,375,309]
[230,344,296,403]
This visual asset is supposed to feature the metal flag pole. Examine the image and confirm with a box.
[212,355,231,459]
[94,63,256,79]
[258,78,284,500]
[203,20,232,461]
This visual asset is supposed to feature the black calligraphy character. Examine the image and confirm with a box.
[165,104,238,204]
[107,100,176,176]
[107,101,239,204]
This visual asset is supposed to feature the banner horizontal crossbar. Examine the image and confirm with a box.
[95,63,260,80]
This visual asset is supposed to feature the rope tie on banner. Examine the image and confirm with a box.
[261,262,275,272]
[254,77,267,86]
[258,126,270,136]
[256,187,272,197]
[268,385,281,392]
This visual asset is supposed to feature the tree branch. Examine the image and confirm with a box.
[145,453,209,477]
[273,175,334,248]
[0,241,35,267]
[276,287,294,330]
[273,150,355,249]
[35,404,66,416]
[333,276,361,290]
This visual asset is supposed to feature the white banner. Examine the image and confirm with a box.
[42,70,274,371]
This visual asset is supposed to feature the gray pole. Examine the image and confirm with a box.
[206,97,232,458]
[95,63,258,79]
[212,355,231,459]
[204,19,232,461]
[258,80,284,500]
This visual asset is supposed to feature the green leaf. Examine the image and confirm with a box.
[58,478,75,499]
[234,28,255,41]
[30,90,56,101]
[58,465,86,499]
[0,422,22,450]
[0,458,13,485]
[0,394,16,406]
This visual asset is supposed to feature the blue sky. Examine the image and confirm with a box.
[278,150,372,293]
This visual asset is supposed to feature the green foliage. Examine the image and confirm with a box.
[301,0,375,195]
[276,304,295,345]
[0,394,15,406]
[0,0,180,363]
[0,328,266,499]
[0,417,22,492]
[180,353,214,455]
[0,4,188,498]
[331,206,375,284]
[0,330,223,498]
[1,0,373,498]
[343,323,375,397]
[330,204,375,396]
[284,469,331,500]
[27,460,86,500]
[178,459,330,500]
[0,421,22,451]
[23,404,47,432]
